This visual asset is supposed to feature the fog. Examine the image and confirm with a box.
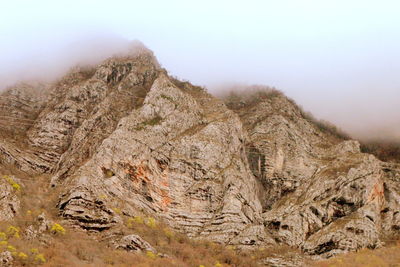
[0,33,136,89]
[1,0,399,141]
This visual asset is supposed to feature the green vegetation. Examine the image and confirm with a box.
[160,94,174,102]
[134,115,163,131]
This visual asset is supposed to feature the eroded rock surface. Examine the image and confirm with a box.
[0,251,13,267]
[58,74,266,247]
[0,176,21,220]
[228,90,400,257]
[113,234,156,253]
[0,45,399,261]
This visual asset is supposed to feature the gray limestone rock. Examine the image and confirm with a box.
[0,46,399,261]
[114,234,156,253]
[0,175,20,220]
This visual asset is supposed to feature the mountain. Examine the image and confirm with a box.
[0,43,399,266]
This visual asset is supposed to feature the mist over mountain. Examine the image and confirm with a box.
[2,38,399,143]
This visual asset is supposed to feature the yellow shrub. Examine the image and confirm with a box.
[50,223,66,235]
[18,252,28,260]
[146,217,156,228]
[0,232,6,241]
[34,253,46,264]
[126,216,146,228]
[6,226,20,239]
[133,216,144,224]
[3,175,21,192]
[215,262,223,267]
[112,207,122,215]
[163,228,174,239]
[99,194,108,200]
[7,245,16,252]
[30,248,39,254]
[0,240,8,247]
[146,251,157,259]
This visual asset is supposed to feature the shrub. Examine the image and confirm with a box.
[6,226,20,239]
[163,227,174,240]
[7,245,16,252]
[50,223,66,235]
[2,175,21,191]
[145,217,157,228]
[0,232,6,241]
[360,140,400,163]
[112,207,122,215]
[17,252,28,260]
[146,251,157,259]
[133,216,144,224]
[34,253,46,264]
[220,85,283,110]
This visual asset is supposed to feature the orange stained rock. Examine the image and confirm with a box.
[368,180,385,209]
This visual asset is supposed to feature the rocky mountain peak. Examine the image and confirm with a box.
[0,45,399,266]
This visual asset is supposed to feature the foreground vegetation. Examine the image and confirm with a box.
[314,241,400,267]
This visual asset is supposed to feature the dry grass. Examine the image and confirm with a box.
[314,241,400,267]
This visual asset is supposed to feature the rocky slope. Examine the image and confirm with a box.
[227,91,400,257]
[0,43,399,265]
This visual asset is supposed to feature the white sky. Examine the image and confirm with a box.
[0,0,399,140]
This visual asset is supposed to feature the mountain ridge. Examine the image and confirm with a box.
[0,45,399,266]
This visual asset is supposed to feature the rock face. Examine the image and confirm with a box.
[0,44,399,259]
[0,175,20,220]
[230,91,398,257]
[233,93,337,211]
[57,74,266,247]
[113,234,156,253]
[381,162,400,234]
[0,251,13,267]
[0,83,47,135]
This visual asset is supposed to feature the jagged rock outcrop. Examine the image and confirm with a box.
[381,162,400,233]
[0,175,21,220]
[231,92,339,210]
[264,148,384,257]
[0,83,50,172]
[0,83,47,135]
[260,253,306,267]
[0,251,13,267]
[25,213,54,243]
[113,234,156,253]
[0,44,399,261]
[57,74,267,247]
[227,90,399,257]
[27,46,160,174]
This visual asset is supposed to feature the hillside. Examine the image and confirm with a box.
[0,44,399,266]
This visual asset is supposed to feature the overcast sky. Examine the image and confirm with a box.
[1,0,399,140]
